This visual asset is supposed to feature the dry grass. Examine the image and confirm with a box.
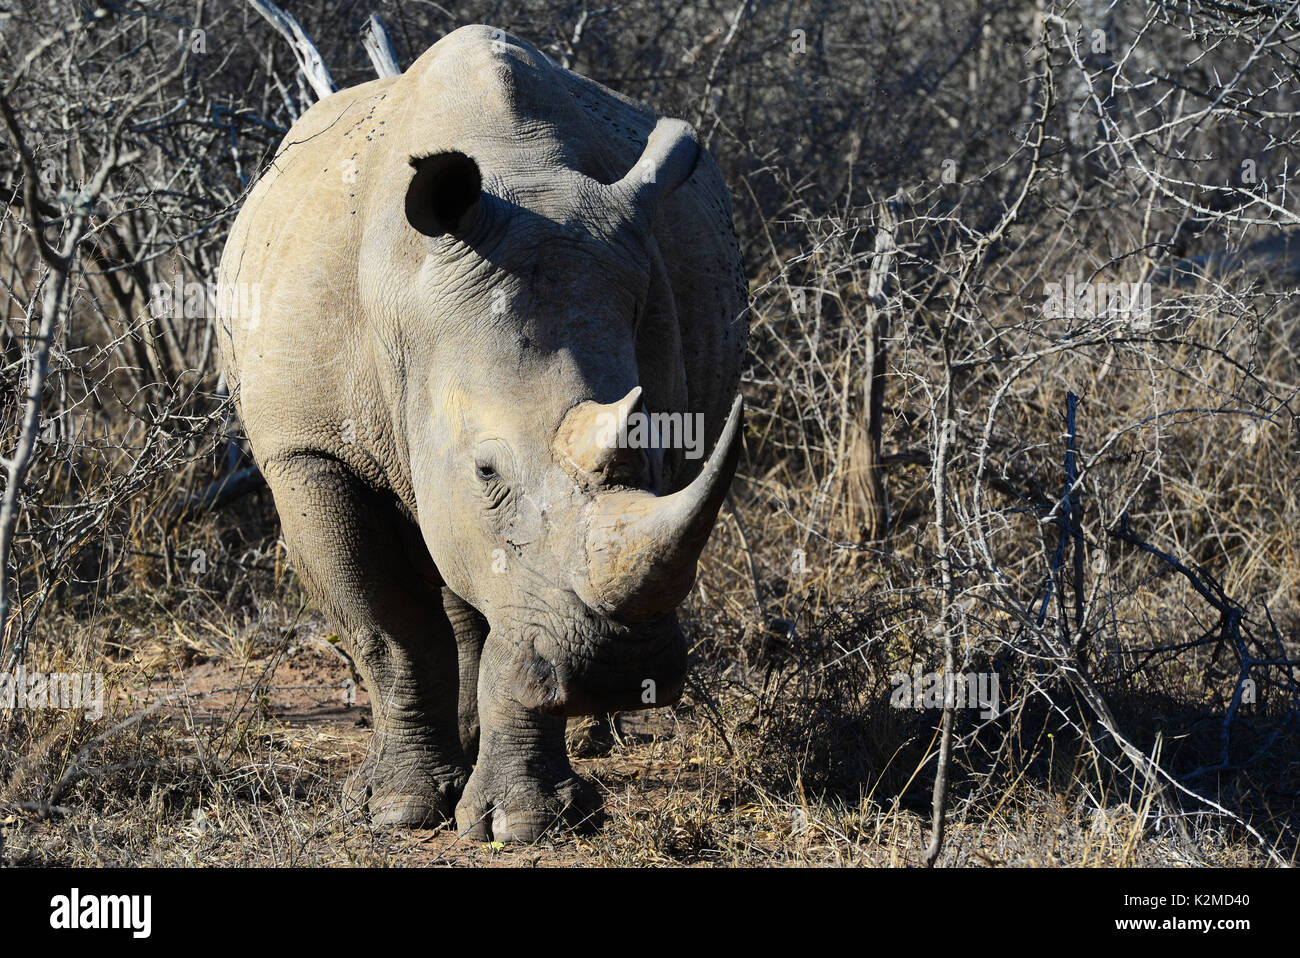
[0,478,1292,867]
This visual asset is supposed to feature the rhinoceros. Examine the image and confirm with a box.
[217,24,747,842]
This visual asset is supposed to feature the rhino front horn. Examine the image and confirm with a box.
[576,394,743,622]
[609,117,700,215]
[406,151,481,237]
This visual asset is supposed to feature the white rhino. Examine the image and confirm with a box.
[217,24,747,842]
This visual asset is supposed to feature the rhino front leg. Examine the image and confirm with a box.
[455,636,601,842]
[263,456,469,827]
[443,589,615,766]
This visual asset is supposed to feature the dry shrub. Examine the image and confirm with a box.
[3,0,1299,865]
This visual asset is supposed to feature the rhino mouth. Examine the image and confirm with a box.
[497,600,688,717]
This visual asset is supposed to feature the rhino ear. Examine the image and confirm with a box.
[406,152,481,237]
[611,118,700,215]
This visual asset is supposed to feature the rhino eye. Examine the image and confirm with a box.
[475,463,498,482]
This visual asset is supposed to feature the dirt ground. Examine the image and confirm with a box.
[2,610,1280,868]
[123,635,703,866]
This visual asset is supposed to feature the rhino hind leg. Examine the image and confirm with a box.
[263,455,469,828]
[441,587,487,763]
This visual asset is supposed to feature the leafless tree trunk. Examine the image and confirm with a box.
[856,193,902,542]
[247,0,337,99]
[361,15,402,79]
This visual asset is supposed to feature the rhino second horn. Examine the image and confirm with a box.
[405,151,482,237]
[577,394,743,622]
[609,117,700,215]
[554,387,642,479]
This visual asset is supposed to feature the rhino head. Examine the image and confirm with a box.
[393,117,742,719]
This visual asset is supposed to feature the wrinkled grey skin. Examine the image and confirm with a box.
[217,25,747,842]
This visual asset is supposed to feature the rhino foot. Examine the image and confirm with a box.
[454,762,602,843]
[346,751,468,829]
